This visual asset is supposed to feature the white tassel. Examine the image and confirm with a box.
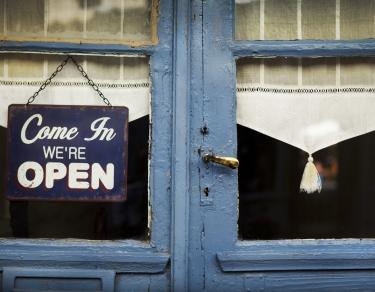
[300,155,322,194]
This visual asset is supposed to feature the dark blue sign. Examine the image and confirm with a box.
[6,104,128,201]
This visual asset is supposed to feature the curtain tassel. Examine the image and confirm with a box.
[300,155,322,194]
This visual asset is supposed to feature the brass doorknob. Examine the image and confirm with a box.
[202,154,239,169]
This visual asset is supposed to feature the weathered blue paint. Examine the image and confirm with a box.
[0,0,173,290]
[3,267,115,291]
[0,240,169,273]
[170,0,190,290]
[7,105,128,201]
[233,39,375,57]
[0,40,154,55]
[218,239,375,272]
[189,1,375,291]
[2,0,375,290]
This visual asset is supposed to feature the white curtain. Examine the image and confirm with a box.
[0,54,150,127]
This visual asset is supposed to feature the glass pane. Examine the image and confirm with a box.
[0,0,155,44]
[0,55,3,77]
[341,57,375,86]
[237,57,375,239]
[302,0,336,39]
[341,0,375,40]
[302,58,336,86]
[0,0,4,35]
[264,58,298,85]
[235,0,375,40]
[123,0,152,41]
[264,0,297,40]
[6,0,44,37]
[123,57,149,81]
[47,55,84,80]
[235,0,260,40]
[86,0,122,40]
[8,54,44,78]
[86,56,121,80]
[47,0,84,39]
[237,58,260,85]
[0,54,150,240]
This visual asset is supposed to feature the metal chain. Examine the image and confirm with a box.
[26,56,70,105]
[69,56,112,106]
[26,55,112,106]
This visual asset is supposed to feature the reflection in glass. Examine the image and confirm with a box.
[235,0,375,41]
[86,0,122,40]
[6,0,44,37]
[0,0,154,43]
[47,0,84,39]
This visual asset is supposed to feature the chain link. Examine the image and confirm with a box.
[26,55,112,106]
[69,56,112,106]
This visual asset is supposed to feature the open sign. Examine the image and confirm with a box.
[6,104,128,201]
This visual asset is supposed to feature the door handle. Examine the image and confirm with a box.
[202,154,239,169]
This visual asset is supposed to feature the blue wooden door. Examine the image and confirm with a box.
[188,0,375,291]
[2,0,375,291]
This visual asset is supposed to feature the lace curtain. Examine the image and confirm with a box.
[0,54,150,127]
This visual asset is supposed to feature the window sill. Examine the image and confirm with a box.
[0,239,169,273]
[217,239,375,272]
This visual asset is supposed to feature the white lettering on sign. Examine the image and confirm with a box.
[84,117,116,141]
[68,163,90,189]
[92,163,114,190]
[16,162,114,190]
[20,114,117,144]
[45,162,67,188]
[17,161,44,188]
[42,146,86,160]
[21,114,78,144]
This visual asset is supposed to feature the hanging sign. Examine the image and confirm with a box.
[6,104,128,201]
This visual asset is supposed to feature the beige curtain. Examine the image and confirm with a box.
[0,54,150,127]
[236,0,375,40]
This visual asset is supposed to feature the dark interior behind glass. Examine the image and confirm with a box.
[238,125,375,240]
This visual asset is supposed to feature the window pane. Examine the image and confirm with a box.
[86,0,122,40]
[47,0,84,39]
[0,0,155,44]
[0,55,3,77]
[123,0,152,42]
[235,0,375,40]
[302,58,336,86]
[237,58,260,85]
[8,54,44,78]
[302,0,336,39]
[237,57,375,239]
[86,56,121,80]
[264,0,297,40]
[237,57,375,87]
[341,0,375,40]
[0,54,150,240]
[0,0,4,35]
[235,0,260,40]
[341,58,375,85]
[264,58,298,85]
[6,0,44,38]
